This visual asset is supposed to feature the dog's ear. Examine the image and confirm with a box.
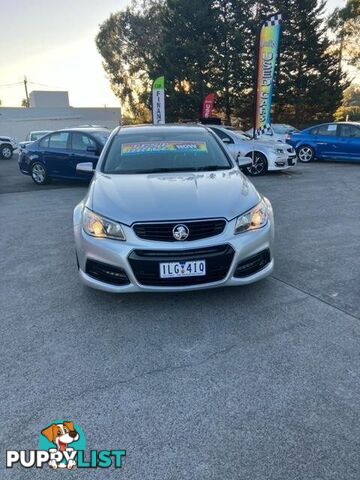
[63,421,75,432]
[41,424,57,443]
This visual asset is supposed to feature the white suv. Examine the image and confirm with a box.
[0,136,17,159]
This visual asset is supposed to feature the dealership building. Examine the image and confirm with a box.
[0,90,121,140]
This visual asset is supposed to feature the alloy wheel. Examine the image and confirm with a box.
[32,163,46,184]
[1,147,12,159]
[247,154,267,176]
[298,146,313,162]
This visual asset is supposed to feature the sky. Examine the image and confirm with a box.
[0,0,346,108]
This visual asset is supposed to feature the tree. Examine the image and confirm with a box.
[96,0,347,125]
[96,1,164,120]
[21,98,29,108]
[329,0,360,72]
[153,0,216,121]
[210,0,255,124]
[269,0,346,125]
[96,0,257,122]
[334,84,360,121]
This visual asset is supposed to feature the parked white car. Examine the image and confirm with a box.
[246,124,299,143]
[207,125,296,176]
[19,130,52,149]
[0,136,18,159]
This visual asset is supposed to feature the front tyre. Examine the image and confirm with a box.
[297,145,314,163]
[0,145,13,159]
[245,152,268,176]
[31,162,49,185]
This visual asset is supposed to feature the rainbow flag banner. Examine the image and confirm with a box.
[255,13,282,137]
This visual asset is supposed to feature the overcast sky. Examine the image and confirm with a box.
[0,0,346,108]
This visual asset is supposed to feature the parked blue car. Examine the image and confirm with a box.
[286,122,360,163]
[18,127,110,184]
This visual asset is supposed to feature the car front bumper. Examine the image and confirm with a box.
[267,151,297,171]
[74,209,275,293]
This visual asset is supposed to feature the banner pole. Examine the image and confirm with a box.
[252,26,261,140]
[252,18,262,168]
[151,78,155,125]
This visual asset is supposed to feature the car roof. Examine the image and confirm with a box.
[200,124,227,128]
[55,127,110,134]
[311,121,359,126]
[116,124,209,135]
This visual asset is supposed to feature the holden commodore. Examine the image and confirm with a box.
[73,124,274,292]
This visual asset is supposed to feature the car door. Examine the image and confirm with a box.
[337,124,360,162]
[69,132,100,179]
[42,131,72,178]
[209,128,238,158]
[314,123,340,159]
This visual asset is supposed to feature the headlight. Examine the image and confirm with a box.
[273,147,284,155]
[82,207,126,241]
[234,198,269,234]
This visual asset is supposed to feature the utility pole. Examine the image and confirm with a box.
[24,76,29,107]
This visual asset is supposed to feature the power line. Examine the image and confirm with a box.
[28,81,65,89]
[0,82,23,88]
[0,79,65,89]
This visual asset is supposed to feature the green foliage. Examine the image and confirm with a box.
[329,0,360,70]
[154,0,216,121]
[335,84,360,121]
[271,0,347,124]
[96,1,164,120]
[96,0,348,125]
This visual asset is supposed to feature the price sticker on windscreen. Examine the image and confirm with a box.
[121,141,208,155]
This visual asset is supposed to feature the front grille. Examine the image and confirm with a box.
[86,259,130,286]
[234,249,271,278]
[133,219,226,242]
[128,244,234,287]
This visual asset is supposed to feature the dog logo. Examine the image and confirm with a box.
[7,420,126,470]
[40,421,81,469]
[172,224,189,241]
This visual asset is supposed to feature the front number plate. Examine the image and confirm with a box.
[160,260,206,278]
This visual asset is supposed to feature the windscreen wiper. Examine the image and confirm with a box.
[194,166,231,171]
[143,168,198,173]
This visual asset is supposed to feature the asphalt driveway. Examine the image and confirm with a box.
[1,156,359,479]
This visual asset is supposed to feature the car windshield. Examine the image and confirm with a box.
[31,131,50,141]
[272,124,297,134]
[92,131,110,145]
[232,130,252,141]
[102,130,233,174]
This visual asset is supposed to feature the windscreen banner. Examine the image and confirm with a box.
[152,76,165,124]
[255,13,282,137]
[201,93,216,119]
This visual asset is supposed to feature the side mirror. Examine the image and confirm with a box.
[236,156,252,168]
[86,145,97,153]
[76,162,94,173]
[222,137,231,144]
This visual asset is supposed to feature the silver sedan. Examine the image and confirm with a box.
[73,124,275,293]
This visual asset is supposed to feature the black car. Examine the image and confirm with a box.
[18,127,111,185]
